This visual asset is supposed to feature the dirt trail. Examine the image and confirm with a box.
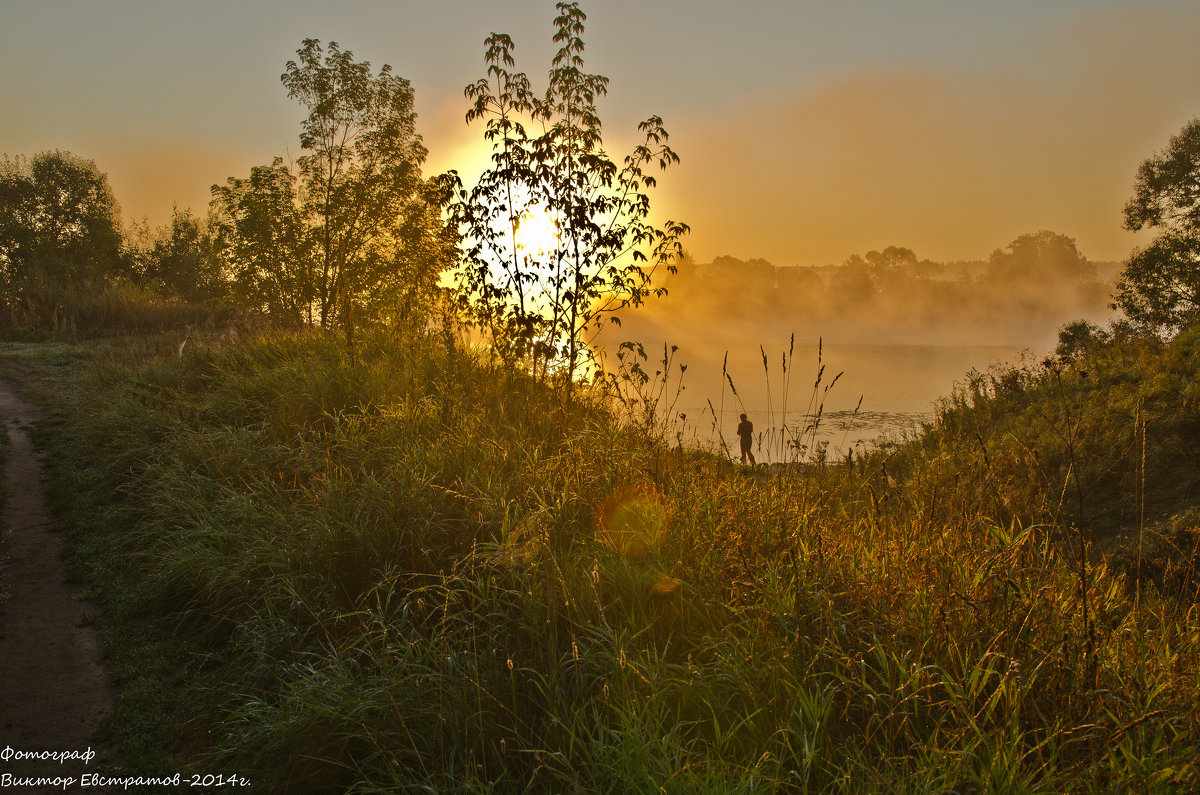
[0,377,116,783]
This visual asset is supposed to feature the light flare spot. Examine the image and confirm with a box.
[650,574,683,595]
[595,483,669,557]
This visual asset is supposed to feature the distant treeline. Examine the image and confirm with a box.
[619,232,1116,346]
[0,39,453,339]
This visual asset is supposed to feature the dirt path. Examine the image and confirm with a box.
[0,377,116,784]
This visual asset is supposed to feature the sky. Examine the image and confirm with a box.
[2,0,1198,266]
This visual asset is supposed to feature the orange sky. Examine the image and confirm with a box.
[3,1,1197,266]
[643,6,1200,265]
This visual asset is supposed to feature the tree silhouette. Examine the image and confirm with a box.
[134,207,224,303]
[212,159,312,323]
[213,40,444,336]
[1115,117,1200,333]
[0,150,124,321]
[446,2,688,386]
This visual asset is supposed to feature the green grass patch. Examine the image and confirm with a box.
[9,322,1200,792]
[0,417,7,634]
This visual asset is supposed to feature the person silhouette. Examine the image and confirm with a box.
[736,413,755,465]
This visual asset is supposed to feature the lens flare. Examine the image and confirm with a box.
[595,483,668,557]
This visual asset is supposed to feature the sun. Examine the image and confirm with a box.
[515,207,561,257]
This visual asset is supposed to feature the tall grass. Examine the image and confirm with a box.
[19,320,1200,792]
[1,281,253,339]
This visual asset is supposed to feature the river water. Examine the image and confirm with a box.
[621,339,1041,463]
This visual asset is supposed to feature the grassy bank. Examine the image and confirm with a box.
[5,322,1199,791]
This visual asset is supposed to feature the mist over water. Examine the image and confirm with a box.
[596,239,1115,462]
[604,338,1032,462]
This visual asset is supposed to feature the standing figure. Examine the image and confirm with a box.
[736,413,756,465]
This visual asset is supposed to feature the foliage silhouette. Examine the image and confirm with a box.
[212,159,312,324]
[445,2,688,386]
[128,207,225,303]
[212,40,447,337]
[0,150,124,323]
[1115,117,1200,333]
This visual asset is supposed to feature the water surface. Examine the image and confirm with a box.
[629,340,1040,462]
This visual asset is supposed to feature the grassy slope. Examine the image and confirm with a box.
[0,412,6,635]
[5,324,1200,792]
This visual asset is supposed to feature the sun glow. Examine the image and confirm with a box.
[515,207,561,258]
